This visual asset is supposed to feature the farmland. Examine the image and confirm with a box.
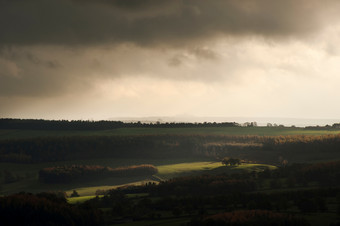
[1,120,340,225]
[1,126,340,141]
[0,158,276,196]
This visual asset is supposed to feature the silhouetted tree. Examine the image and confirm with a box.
[222,157,241,167]
[71,190,80,197]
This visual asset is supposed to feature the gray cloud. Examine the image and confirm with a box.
[2,0,340,119]
[168,47,219,67]
[0,44,228,97]
[0,46,89,97]
[189,48,219,60]
[1,0,339,46]
[168,55,183,67]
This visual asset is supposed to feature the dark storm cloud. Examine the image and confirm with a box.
[0,0,338,46]
[0,46,87,97]
[0,0,339,100]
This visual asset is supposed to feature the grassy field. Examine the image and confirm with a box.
[65,161,226,196]
[0,158,213,195]
[0,158,276,196]
[1,127,340,140]
[64,162,276,197]
[68,195,102,204]
[64,179,157,197]
[0,157,165,196]
[156,161,223,179]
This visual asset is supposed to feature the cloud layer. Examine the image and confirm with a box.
[1,0,339,46]
[1,0,340,120]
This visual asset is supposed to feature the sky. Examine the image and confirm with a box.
[1,0,340,122]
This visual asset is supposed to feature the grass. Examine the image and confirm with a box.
[156,162,277,180]
[65,180,156,197]
[67,195,102,204]
[236,163,277,171]
[65,162,277,196]
[63,161,229,195]
[156,161,224,179]
[0,157,277,196]
[1,127,340,140]
[0,158,215,195]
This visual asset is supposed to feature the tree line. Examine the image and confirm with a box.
[1,134,340,164]
[39,164,158,184]
[0,118,239,130]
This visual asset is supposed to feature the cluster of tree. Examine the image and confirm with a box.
[39,164,158,184]
[0,118,240,130]
[222,157,241,166]
[242,121,258,127]
[70,190,80,197]
[0,192,101,226]
[189,210,310,226]
[266,123,286,127]
[0,135,205,163]
[1,134,340,163]
[305,123,340,130]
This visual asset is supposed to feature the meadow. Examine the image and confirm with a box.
[0,156,275,196]
[1,126,340,140]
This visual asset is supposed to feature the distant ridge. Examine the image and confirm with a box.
[109,116,340,127]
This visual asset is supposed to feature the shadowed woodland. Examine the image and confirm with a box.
[0,119,340,225]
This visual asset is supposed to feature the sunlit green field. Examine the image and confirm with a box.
[0,158,216,195]
[0,158,276,196]
[64,180,156,197]
[67,195,102,204]
[65,161,277,207]
[66,161,228,196]
[67,193,148,204]
[1,127,340,140]
[157,162,277,180]
[156,161,223,179]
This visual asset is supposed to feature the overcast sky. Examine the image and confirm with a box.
[1,0,340,121]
